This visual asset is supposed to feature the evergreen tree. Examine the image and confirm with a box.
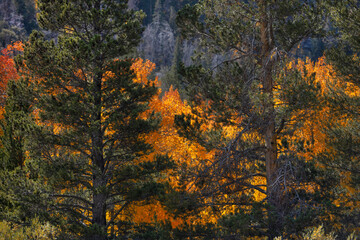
[153,0,162,23]
[0,79,34,223]
[0,0,25,48]
[0,0,37,47]
[14,0,37,34]
[17,0,172,239]
[0,21,24,49]
[0,79,31,171]
[175,0,327,238]
[316,0,360,236]
[161,36,185,97]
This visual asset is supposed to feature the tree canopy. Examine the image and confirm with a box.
[0,0,359,239]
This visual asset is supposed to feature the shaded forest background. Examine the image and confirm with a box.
[0,0,325,83]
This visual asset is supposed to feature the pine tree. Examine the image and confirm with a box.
[176,0,326,238]
[13,0,37,34]
[153,0,162,23]
[161,36,185,97]
[0,78,45,224]
[17,0,172,239]
[316,0,360,235]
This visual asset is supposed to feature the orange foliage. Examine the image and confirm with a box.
[128,58,272,227]
[0,42,23,106]
[0,42,23,123]
[286,57,360,219]
[286,57,350,159]
[131,58,159,87]
[122,59,215,227]
[127,59,267,227]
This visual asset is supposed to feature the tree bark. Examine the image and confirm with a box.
[90,71,107,240]
[259,0,277,191]
[259,1,279,238]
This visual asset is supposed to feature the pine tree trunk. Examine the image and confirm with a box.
[91,174,107,240]
[259,1,279,238]
[90,73,107,240]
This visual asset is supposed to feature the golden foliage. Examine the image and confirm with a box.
[125,59,215,227]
